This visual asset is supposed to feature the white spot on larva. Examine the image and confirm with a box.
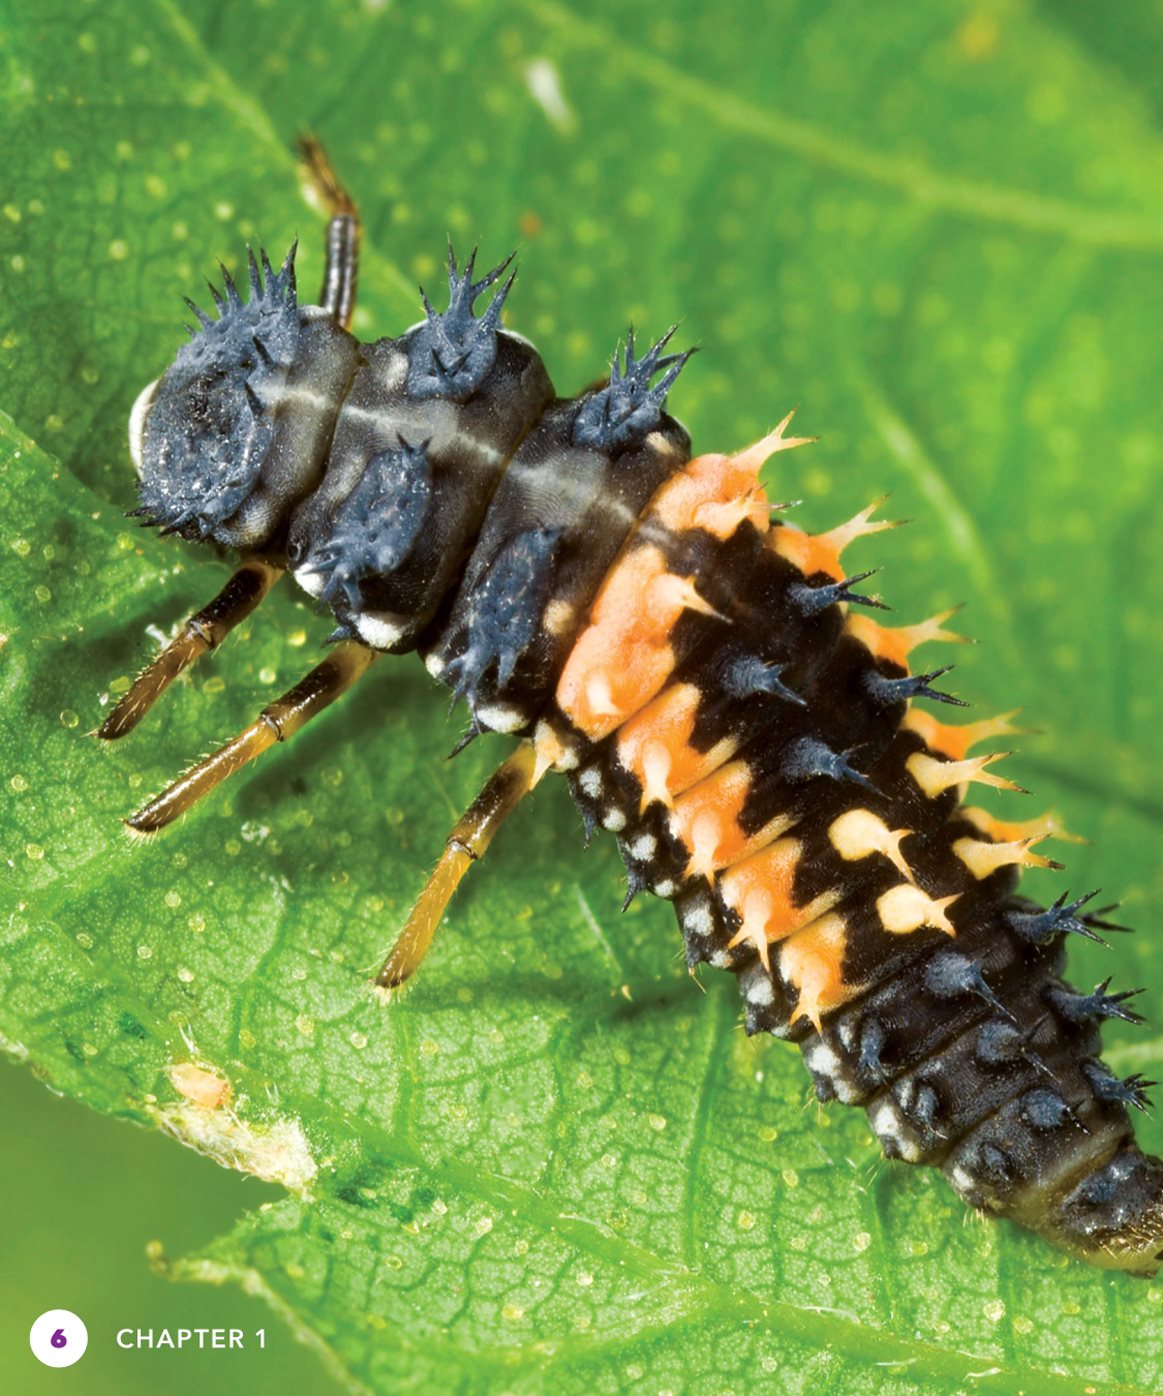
[948,1164,976,1198]
[523,58,576,134]
[544,598,574,637]
[681,904,713,938]
[629,833,656,861]
[868,1097,911,1156]
[425,651,446,679]
[375,348,408,394]
[804,1039,842,1078]
[353,611,406,650]
[601,807,627,831]
[745,975,774,1006]
[838,1020,856,1052]
[653,878,676,898]
[578,768,602,797]
[476,703,526,734]
[708,948,730,969]
[292,565,326,600]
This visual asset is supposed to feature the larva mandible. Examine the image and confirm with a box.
[100,138,1162,1275]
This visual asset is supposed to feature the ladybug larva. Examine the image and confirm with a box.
[101,138,1163,1274]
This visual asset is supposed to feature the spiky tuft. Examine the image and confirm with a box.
[572,326,695,450]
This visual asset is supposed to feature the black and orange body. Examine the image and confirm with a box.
[102,142,1162,1276]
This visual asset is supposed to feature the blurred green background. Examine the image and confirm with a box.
[3,0,1163,1392]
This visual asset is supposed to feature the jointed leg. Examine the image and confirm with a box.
[297,134,361,330]
[376,743,539,991]
[97,561,283,741]
[127,640,378,833]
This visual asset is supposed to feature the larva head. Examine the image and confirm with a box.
[1044,1143,1163,1275]
[129,245,301,549]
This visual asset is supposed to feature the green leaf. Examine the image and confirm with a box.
[3,1,1163,1392]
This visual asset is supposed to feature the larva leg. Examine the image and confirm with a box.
[125,640,377,833]
[297,133,361,330]
[375,742,539,991]
[96,560,283,741]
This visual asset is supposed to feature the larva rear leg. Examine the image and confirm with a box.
[297,133,361,330]
[375,742,540,991]
[125,640,378,833]
[95,560,283,740]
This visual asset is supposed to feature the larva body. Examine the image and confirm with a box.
[115,153,1162,1275]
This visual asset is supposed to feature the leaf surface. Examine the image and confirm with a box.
[3,1,1163,1391]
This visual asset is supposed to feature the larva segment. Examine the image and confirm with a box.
[556,428,796,743]
[719,839,842,971]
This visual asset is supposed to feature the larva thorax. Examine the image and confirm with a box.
[121,188,1163,1276]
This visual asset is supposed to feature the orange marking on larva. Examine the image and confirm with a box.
[847,607,969,671]
[669,762,794,881]
[648,571,722,621]
[780,912,857,1032]
[962,806,1080,845]
[906,749,1024,799]
[693,492,769,539]
[771,525,846,582]
[954,835,1062,879]
[652,431,790,539]
[617,683,738,811]
[730,410,816,475]
[720,838,842,971]
[773,498,898,582]
[556,545,680,740]
[903,708,1022,761]
[168,1062,232,1110]
[876,883,958,936]
[559,423,814,741]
